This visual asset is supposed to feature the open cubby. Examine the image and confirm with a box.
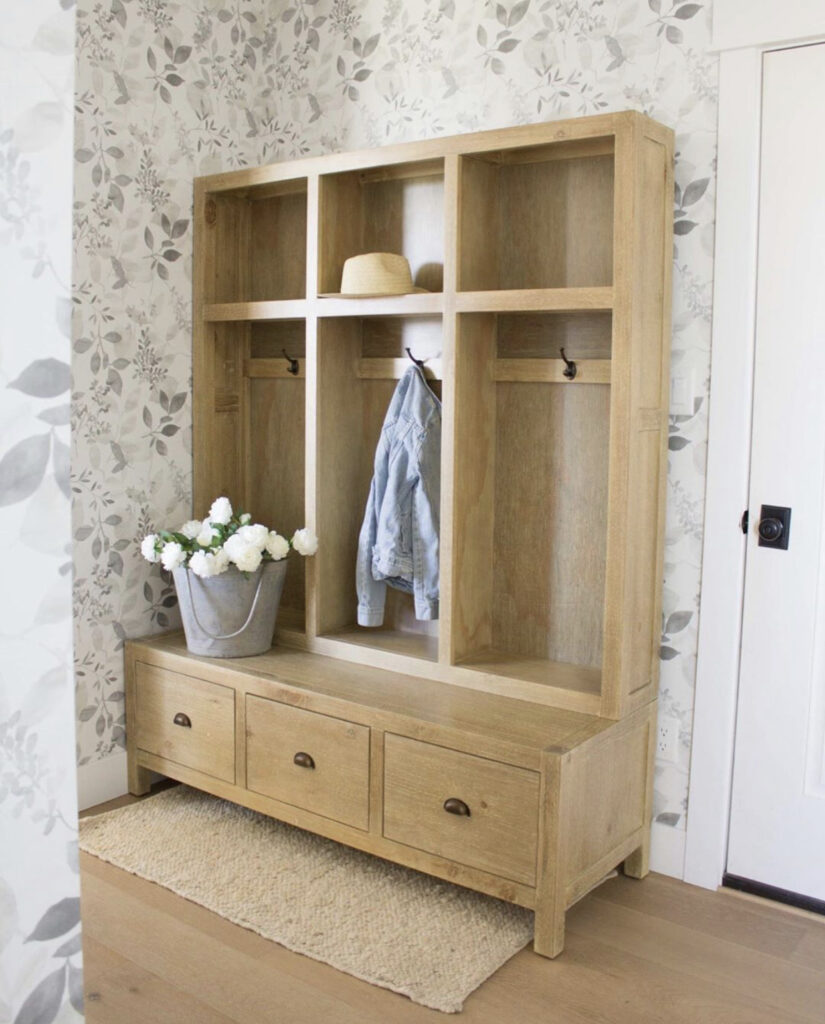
[450,312,611,695]
[206,180,307,303]
[318,160,445,295]
[246,322,306,632]
[315,316,443,662]
[459,139,615,293]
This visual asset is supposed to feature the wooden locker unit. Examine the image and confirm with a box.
[126,111,674,957]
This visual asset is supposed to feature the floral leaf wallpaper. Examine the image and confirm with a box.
[73,0,716,841]
[1,3,82,1020]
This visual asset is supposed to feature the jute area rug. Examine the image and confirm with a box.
[79,785,533,1013]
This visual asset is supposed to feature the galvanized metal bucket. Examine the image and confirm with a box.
[172,560,288,658]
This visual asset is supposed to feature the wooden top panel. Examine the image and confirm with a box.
[196,111,669,196]
[128,634,611,763]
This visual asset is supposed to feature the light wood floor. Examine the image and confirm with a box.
[80,791,825,1023]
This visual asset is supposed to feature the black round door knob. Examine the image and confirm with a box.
[758,517,784,543]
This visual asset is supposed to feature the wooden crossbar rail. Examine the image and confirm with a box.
[493,358,612,384]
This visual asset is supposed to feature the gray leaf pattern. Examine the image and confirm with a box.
[1,1,81,1020]
[70,0,715,844]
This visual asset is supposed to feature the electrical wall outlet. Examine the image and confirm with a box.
[657,717,680,762]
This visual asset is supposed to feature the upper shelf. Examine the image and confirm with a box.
[456,287,613,313]
[201,289,612,323]
[203,300,308,322]
[316,293,443,318]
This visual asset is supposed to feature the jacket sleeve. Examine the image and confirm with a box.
[356,474,386,627]
[411,417,441,621]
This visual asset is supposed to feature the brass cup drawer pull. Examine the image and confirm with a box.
[173,712,192,728]
[443,797,471,817]
[293,751,315,769]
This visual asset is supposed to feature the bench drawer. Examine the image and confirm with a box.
[246,696,370,831]
[135,663,235,783]
[383,734,540,885]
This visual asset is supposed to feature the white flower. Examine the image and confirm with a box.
[141,534,160,563]
[209,496,233,525]
[223,533,247,562]
[239,512,251,525]
[189,551,210,577]
[189,550,229,578]
[233,544,263,573]
[223,534,263,573]
[180,519,202,539]
[196,521,217,547]
[238,523,268,549]
[292,527,318,556]
[266,531,290,561]
[160,541,186,572]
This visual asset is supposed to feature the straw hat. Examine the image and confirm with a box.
[330,252,428,297]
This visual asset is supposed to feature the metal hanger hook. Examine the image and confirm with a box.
[282,349,299,376]
[560,347,577,380]
[405,347,425,369]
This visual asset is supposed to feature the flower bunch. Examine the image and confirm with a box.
[141,496,318,578]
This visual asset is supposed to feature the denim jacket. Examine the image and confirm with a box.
[356,365,441,626]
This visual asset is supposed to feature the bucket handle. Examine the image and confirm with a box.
[183,567,268,641]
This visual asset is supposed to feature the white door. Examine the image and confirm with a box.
[727,43,825,901]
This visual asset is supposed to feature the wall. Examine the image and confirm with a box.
[73,0,717,869]
[72,0,281,805]
[0,3,83,1021]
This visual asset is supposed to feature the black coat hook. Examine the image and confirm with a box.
[282,349,299,376]
[405,347,425,369]
[560,347,577,380]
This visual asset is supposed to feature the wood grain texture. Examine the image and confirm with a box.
[246,695,370,830]
[449,313,497,661]
[318,164,444,295]
[496,310,613,358]
[134,662,235,784]
[493,358,611,383]
[249,190,307,301]
[81,842,825,1024]
[600,119,673,718]
[455,286,613,312]
[171,111,675,968]
[127,636,610,768]
[247,372,306,622]
[492,380,610,669]
[383,734,541,886]
[204,300,308,321]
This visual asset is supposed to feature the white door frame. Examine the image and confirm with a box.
[685,2,825,890]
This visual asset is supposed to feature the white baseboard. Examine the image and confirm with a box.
[650,821,686,879]
[77,750,129,811]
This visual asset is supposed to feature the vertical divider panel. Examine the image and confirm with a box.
[193,183,250,515]
[450,314,497,663]
[315,320,364,635]
[305,175,320,637]
[620,122,673,716]
[600,119,635,719]
[438,154,460,664]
